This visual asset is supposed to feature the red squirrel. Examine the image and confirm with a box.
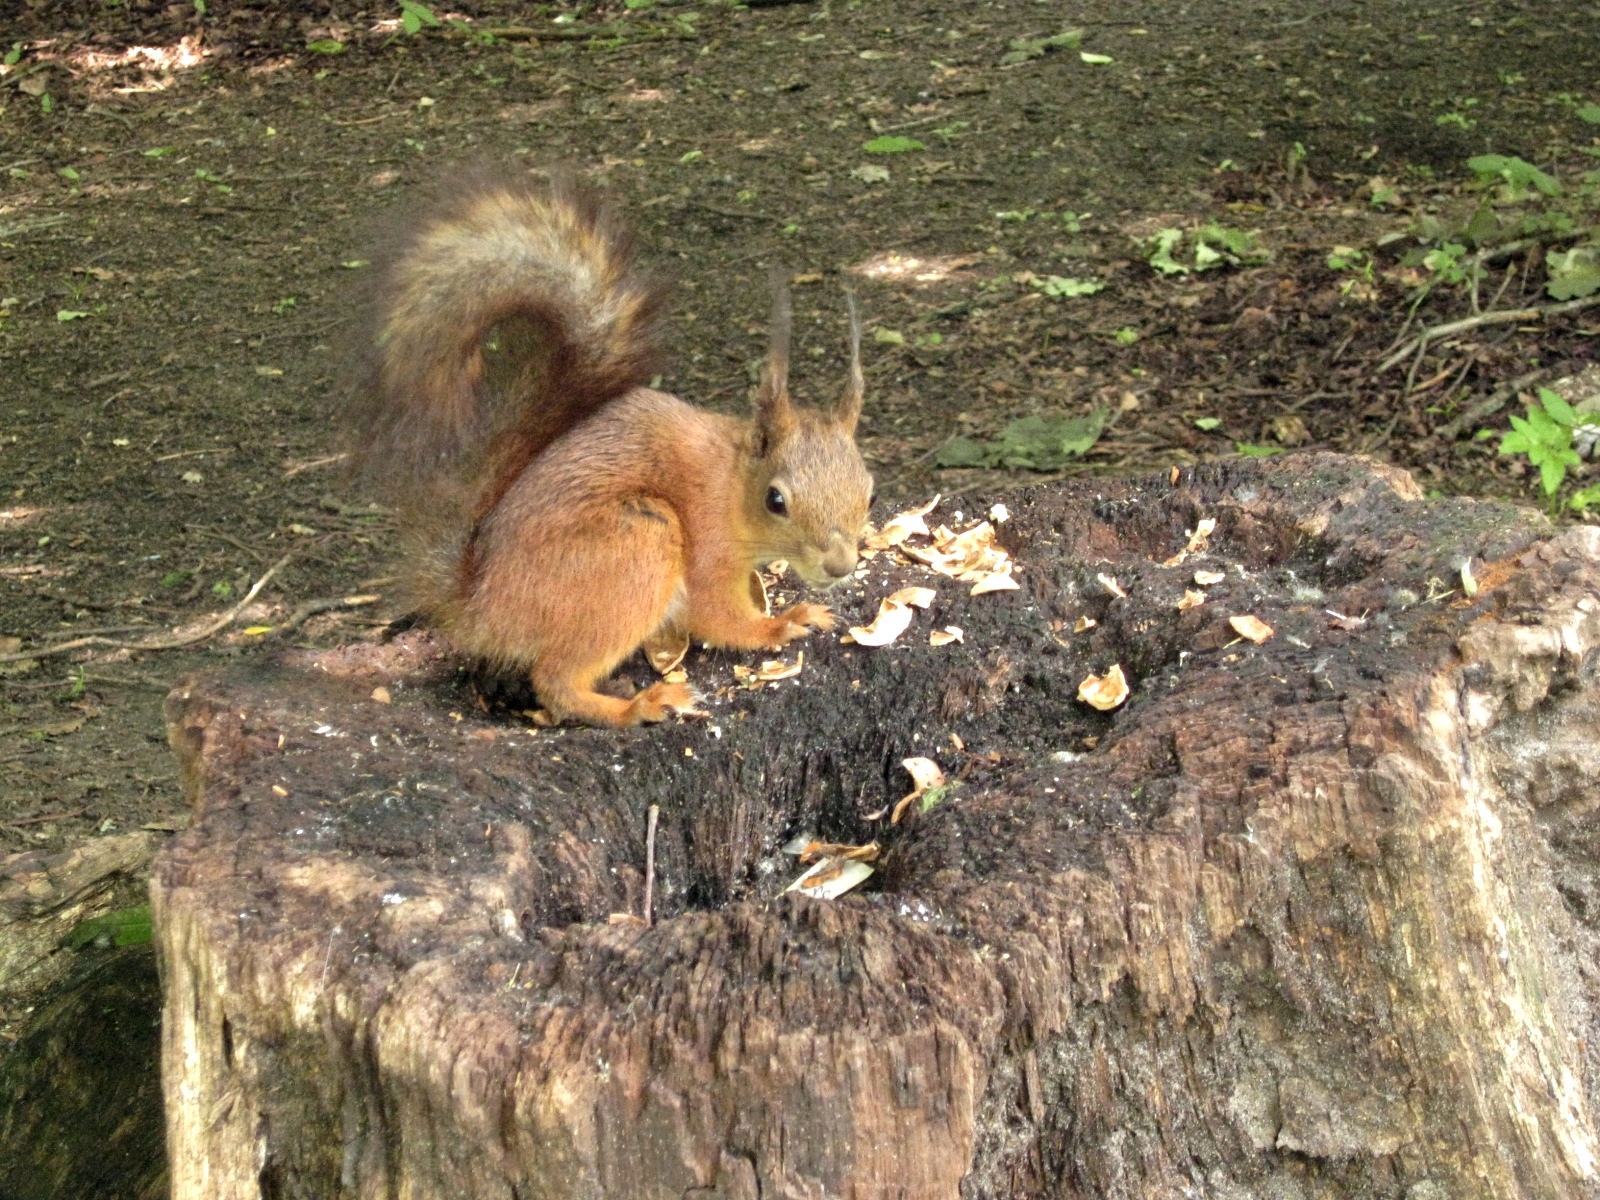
[343,172,873,726]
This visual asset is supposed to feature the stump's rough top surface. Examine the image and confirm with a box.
[153,455,1600,1200]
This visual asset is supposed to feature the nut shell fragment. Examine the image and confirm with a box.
[1229,614,1275,644]
[1078,663,1130,711]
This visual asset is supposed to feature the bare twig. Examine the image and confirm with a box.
[1434,368,1549,440]
[643,804,660,928]
[1377,295,1600,375]
[4,805,91,828]
[0,554,293,665]
[282,453,349,478]
[268,593,383,638]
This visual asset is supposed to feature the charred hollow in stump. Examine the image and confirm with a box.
[154,454,1600,1200]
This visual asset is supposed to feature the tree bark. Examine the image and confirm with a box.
[153,453,1600,1200]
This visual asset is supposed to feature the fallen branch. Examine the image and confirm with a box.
[0,554,292,666]
[1377,295,1600,375]
[268,593,383,639]
[1434,368,1549,440]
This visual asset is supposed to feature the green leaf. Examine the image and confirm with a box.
[920,783,950,813]
[1568,484,1600,512]
[936,409,1106,470]
[862,136,925,154]
[1079,51,1113,64]
[1113,326,1139,345]
[56,310,89,322]
[1499,430,1532,455]
[193,0,206,14]
[59,166,80,181]
[142,147,176,157]
[933,435,992,468]
[1578,103,1600,125]
[398,0,439,33]
[1467,153,1562,199]
[39,92,52,114]
[1540,456,1567,495]
[1194,417,1222,431]
[1001,29,1082,64]
[66,903,152,949]
[306,38,345,53]
[1147,227,1189,275]
[679,149,703,163]
[1546,246,1600,301]
[3,43,21,67]
[1035,275,1103,297]
[1235,442,1284,457]
[1537,387,1578,428]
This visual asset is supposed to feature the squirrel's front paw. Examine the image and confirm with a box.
[765,602,834,647]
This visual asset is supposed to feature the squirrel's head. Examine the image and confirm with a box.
[743,278,873,589]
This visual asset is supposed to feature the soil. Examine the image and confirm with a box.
[0,0,1597,1104]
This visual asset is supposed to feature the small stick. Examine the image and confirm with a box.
[0,553,292,665]
[643,804,660,928]
[1377,295,1600,375]
[5,805,90,828]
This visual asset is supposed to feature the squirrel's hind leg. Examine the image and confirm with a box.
[483,497,689,728]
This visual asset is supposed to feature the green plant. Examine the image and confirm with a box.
[1146,225,1269,276]
[935,409,1106,470]
[1468,154,1561,201]
[862,136,924,154]
[1498,387,1600,512]
[1000,28,1082,65]
[399,0,440,34]
[1033,275,1102,297]
[67,904,152,949]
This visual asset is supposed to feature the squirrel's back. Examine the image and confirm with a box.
[341,169,668,614]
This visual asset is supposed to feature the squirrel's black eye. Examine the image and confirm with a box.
[766,486,788,516]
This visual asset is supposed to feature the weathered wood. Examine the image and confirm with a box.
[153,454,1600,1200]
[0,830,156,997]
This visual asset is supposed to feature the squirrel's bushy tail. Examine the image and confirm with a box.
[342,169,666,612]
[345,168,666,514]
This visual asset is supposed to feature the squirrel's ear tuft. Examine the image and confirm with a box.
[836,290,863,435]
[753,267,795,455]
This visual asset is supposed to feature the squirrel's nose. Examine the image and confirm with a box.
[821,534,858,580]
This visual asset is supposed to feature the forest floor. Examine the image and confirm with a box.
[1,0,1598,1045]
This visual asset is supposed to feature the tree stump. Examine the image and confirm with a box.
[153,454,1600,1200]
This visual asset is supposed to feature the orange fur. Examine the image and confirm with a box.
[344,173,873,726]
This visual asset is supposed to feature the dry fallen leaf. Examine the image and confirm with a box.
[1176,589,1206,611]
[1097,572,1128,599]
[1073,615,1097,633]
[1194,569,1226,586]
[371,686,392,704]
[1229,614,1275,644]
[930,625,964,646]
[607,912,648,927]
[1169,465,1181,484]
[1078,663,1130,710]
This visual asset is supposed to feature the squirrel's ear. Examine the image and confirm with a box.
[753,267,795,455]
[836,290,864,435]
